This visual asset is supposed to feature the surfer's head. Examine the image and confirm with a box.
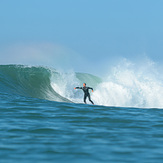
[83,83,86,87]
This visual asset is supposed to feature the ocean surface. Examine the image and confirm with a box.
[0,65,163,163]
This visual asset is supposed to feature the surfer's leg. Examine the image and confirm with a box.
[84,94,87,104]
[88,94,94,105]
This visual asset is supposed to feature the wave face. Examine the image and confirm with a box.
[0,64,162,108]
[0,65,67,102]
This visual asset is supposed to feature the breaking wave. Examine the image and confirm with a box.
[0,63,162,108]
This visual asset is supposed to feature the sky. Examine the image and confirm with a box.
[0,0,163,75]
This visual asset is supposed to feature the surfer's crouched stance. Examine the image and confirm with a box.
[74,83,94,105]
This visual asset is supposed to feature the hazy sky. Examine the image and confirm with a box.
[0,0,163,75]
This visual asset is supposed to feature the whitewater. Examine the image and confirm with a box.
[0,63,162,108]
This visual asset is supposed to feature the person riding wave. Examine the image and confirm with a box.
[74,83,94,105]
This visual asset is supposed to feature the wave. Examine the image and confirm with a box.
[0,63,162,108]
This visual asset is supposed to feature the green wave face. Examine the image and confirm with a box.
[0,65,101,103]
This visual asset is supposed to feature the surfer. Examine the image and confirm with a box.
[74,83,94,105]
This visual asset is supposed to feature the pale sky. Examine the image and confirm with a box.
[0,0,163,75]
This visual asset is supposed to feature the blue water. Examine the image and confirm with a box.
[0,65,163,163]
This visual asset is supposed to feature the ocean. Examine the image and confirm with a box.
[0,65,163,163]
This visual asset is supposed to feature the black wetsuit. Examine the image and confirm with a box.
[75,86,94,104]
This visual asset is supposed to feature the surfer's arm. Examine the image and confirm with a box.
[88,87,94,92]
[74,87,82,89]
